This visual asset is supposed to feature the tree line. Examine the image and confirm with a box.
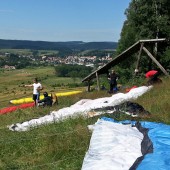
[0,54,31,69]
[54,64,93,79]
[116,0,170,76]
[0,39,117,54]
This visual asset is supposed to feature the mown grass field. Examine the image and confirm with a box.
[0,66,84,108]
[0,49,58,56]
[0,67,170,169]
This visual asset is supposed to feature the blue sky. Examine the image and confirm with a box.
[0,0,131,42]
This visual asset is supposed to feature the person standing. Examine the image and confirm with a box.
[108,69,119,93]
[25,78,43,106]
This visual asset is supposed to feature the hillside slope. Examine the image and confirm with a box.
[0,39,117,51]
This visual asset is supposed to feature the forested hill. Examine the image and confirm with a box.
[0,39,117,51]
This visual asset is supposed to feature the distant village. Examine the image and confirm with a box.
[1,52,113,70]
[41,53,113,66]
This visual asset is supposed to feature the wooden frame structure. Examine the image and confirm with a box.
[82,38,169,91]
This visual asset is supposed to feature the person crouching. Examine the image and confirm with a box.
[38,92,52,107]
[145,70,162,85]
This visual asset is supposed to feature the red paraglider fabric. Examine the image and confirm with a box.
[145,70,158,78]
[0,102,35,115]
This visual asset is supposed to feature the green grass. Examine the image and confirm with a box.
[0,67,170,169]
[0,49,59,56]
[0,116,93,170]
[135,77,170,124]
[0,66,83,108]
[0,91,108,170]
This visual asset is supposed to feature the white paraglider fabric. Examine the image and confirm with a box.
[81,119,143,170]
[8,86,152,131]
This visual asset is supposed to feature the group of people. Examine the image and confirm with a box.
[24,78,57,107]
[25,69,162,106]
[107,69,162,94]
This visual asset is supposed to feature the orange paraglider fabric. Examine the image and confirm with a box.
[125,86,138,93]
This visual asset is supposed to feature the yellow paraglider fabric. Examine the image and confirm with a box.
[10,91,82,104]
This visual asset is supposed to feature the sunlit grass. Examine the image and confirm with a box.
[0,66,83,108]
[0,67,170,169]
[135,77,170,123]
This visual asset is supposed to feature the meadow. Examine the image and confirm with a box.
[0,66,170,169]
[0,49,58,56]
[0,66,84,108]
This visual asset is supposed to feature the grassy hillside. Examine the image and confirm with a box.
[0,66,83,108]
[0,39,117,51]
[0,67,169,169]
[0,48,59,56]
[135,77,170,124]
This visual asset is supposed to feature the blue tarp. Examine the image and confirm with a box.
[137,121,170,170]
[101,117,170,170]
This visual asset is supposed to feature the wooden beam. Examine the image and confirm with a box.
[142,46,169,76]
[82,38,167,83]
[135,43,144,75]
[87,80,91,92]
[139,38,166,43]
[96,72,100,91]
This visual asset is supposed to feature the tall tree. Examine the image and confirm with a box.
[125,0,170,40]
[117,0,170,72]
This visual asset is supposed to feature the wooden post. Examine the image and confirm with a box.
[87,80,91,92]
[135,43,144,76]
[142,46,169,76]
[96,72,100,91]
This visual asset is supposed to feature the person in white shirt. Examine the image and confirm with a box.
[25,78,43,106]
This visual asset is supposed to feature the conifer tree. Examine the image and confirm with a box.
[117,0,170,72]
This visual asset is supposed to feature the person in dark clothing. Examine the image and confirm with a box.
[108,70,119,93]
[38,92,52,107]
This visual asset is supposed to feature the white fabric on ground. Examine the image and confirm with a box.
[8,86,152,131]
[81,119,143,170]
